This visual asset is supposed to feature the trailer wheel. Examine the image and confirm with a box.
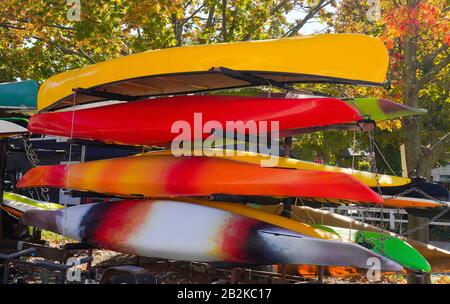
[100,266,157,284]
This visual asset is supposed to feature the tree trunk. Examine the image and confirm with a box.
[407,215,432,284]
[418,147,434,179]
[402,21,420,177]
[402,0,431,284]
[171,15,183,46]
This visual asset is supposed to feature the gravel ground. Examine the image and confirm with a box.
[5,236,449,284]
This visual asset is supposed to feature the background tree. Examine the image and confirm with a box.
[330,0,449,178]
[1,0,449,284]
[328,0,449,283]
[0,0,336,81]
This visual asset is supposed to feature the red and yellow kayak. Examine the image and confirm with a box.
[28,95,362,146]
[151,149,411,188]
[17,154,383,203]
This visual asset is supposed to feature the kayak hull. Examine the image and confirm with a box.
[0,120,28,138]
[1,192,62,217]
[350,98,427,120]
[29,95,362,146]
[319,226,431,272]
[383,196,449,209]
[0,80,38,109]
[37,34,388,111]
[16,154,384,203]
[289,205,450,273]
[240,203,430,273]
[20,199,401,270]
[150,149,411,188]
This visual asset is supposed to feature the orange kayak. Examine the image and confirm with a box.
[17,154,383,203]
[383,196,450,209]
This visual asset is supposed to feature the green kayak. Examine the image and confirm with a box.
[212,91,427,121]
[0,80,38,109]
[3,192,62,210]
[348,98,427,121]
[314,224,431,273]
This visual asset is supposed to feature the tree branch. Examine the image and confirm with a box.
[284,0,332,37]
[417,44,448,70]
[244,0,291,40]
[13,18,75,31]
[204,4,216,30]
[183,0,194,10]
[182,3,206,24]
[0,22,26,30]
[32,35,96,64]
[421,132,450,171]
[417,53,450,89]
[0,21,96,63]
[430,132,450,151]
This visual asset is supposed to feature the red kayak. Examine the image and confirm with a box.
[29,95,362,146]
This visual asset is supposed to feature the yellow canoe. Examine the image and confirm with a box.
[38,34,388,111]
[149,149,411,188]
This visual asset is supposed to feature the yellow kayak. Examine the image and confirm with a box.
[149,149,411,188]
[181,198,338,240]
[38,34,388,111]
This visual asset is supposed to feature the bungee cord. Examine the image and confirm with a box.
[367,130,385,255]
[400,207,449,236]
[22,134,50,203]
[61,70,80,246]
[23,134,40,166]
[371,138,397,177]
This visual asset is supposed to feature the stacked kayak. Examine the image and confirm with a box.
[314,225,431,272]
[2,192,62,216]
[16,153,383,203]
[246,203,441,273]
[288,205,450,273]
[0,120,28,138]
[151,149,411,188]
[28,95,362,146]
[36,33,389,111]
[1,196,401,271]
[1,195,430,273]
[206,93,428,132]
[0,80,38,110]
[347,98,428,121]
[15,33,443,276]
